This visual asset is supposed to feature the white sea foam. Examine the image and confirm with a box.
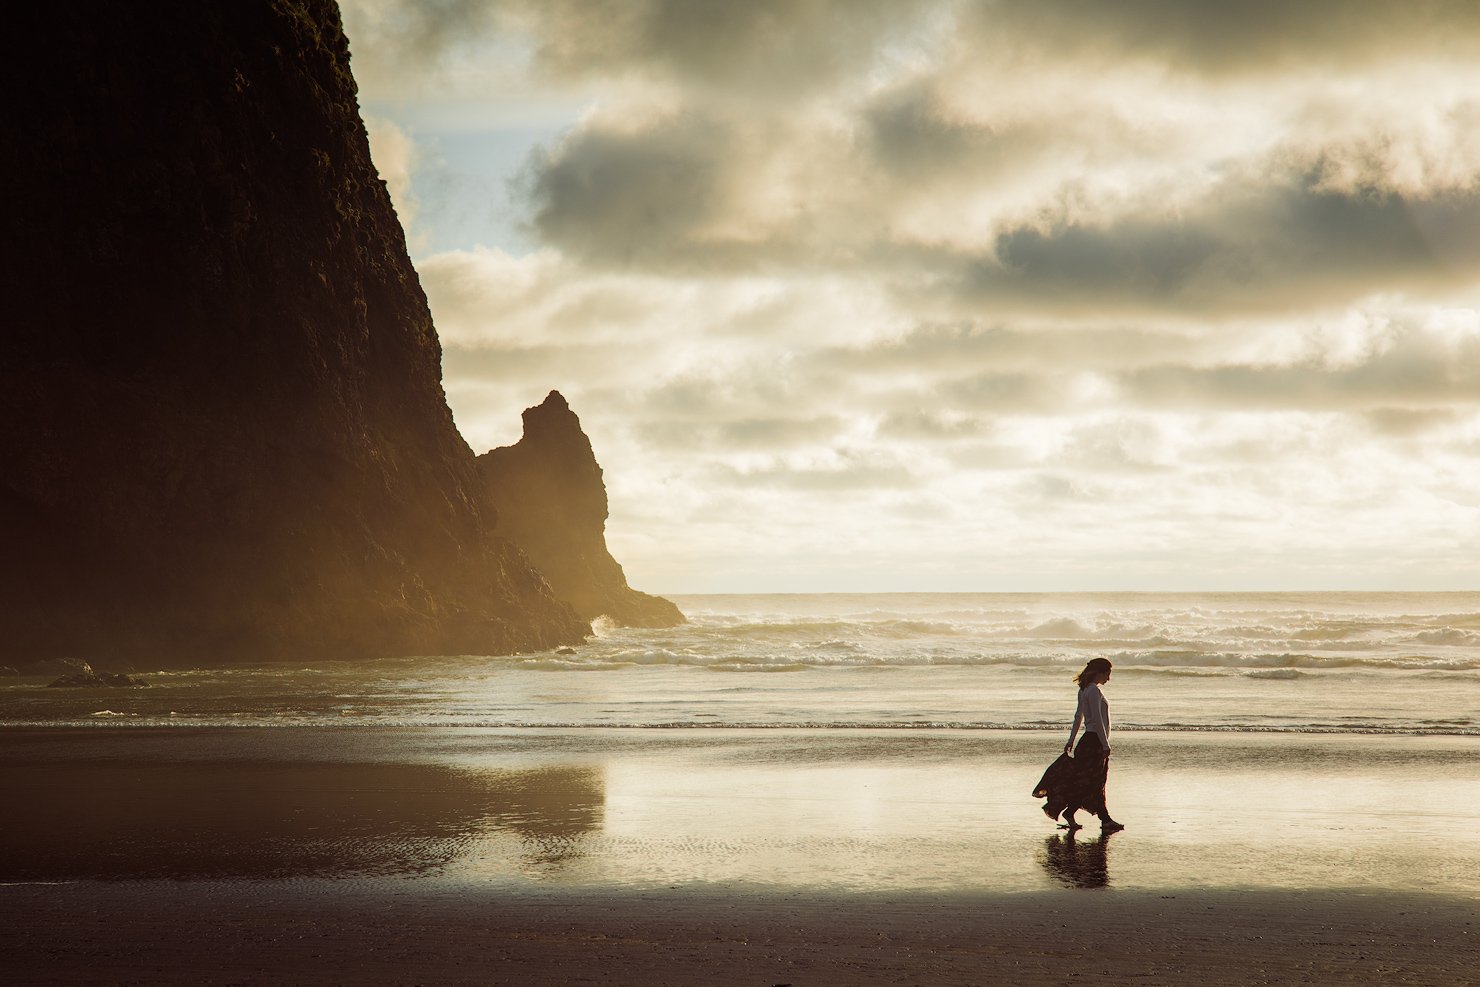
[4,592,1478,735]
[1414,628,1480,646]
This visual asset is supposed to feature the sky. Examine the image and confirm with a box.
[340,0,1480,594]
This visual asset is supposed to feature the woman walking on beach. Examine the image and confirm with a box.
[1033,657,1125,832]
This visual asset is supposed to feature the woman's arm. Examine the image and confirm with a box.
[1065,707,1082,754]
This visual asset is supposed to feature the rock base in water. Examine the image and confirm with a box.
[47,670,149,689]
[479,393,685,628]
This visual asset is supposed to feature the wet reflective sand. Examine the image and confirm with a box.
[2,727,1478,895]
[4,727,1478,985]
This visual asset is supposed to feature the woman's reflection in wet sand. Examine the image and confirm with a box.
[485,765,606,872]
[1041,831,1113,889]
[0,759,606,881]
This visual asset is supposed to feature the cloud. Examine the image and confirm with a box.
[823,323,1206,375]
[1117,309,1480,412]
[342,3,1480,590]
[874,410,990,441]
[1015,472,1102,504]
[504,0,939,95]
[1052,417,1174,474]
[343,0,940,103]
[419,247,894,351]
[513,84,1480,317]
[961,0,1480,76]
[857,74,1153,200]
[340,0,506,97]
[524,115,738,267]
[1300,99,1480,199]
[635,416,847,454]
[921,176,1480,316]
[343,0,498,63]
[709,449,925,493]
[863,79,1026,182]
[363,116,420,226]
[1363,407,1466,437]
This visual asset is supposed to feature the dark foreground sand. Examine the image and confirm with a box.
[2,882,1475,985]
[1,727,1477,984]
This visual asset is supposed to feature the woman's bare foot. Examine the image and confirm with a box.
[1100,818,1125,832]
[1058,813,1082,831]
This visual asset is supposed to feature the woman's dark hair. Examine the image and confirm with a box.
[1073,657,1113,688]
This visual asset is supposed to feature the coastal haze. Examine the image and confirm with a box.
[344,0,1480,593]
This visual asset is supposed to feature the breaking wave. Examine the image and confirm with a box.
[512,645,1480,673]
[7,592,1480,736]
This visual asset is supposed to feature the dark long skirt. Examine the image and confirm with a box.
[1032,732,1109,822]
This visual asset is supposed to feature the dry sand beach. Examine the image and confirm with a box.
[2,726,1477,984]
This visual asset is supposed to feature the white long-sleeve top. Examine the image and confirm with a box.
[1068,683,1110,749]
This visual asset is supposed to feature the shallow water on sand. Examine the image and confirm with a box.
[4,728,1477,896]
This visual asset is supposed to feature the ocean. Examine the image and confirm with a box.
[6,592,1479,734]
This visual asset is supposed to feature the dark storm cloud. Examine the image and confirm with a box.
[858,74,1139,190]
[965,0,1480,75]
[949,180,1480,315]
[521,100,1480,303]
[524,115,743,268]
[862,81,1050,183]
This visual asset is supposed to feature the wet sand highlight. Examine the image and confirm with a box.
[1,727,1477,983]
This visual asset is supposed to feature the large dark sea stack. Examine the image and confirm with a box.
[0,1,589,665]
[479,393,685,628]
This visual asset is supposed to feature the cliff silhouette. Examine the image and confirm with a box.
[480,393,686,629]
[0,1,679,666]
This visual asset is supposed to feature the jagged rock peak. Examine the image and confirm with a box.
[534,390,570,414]
[478,395,685,629]
[522,393,593,457]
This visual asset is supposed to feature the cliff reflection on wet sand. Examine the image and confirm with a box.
[1041,832,1112,889]
[0,759,604,881]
